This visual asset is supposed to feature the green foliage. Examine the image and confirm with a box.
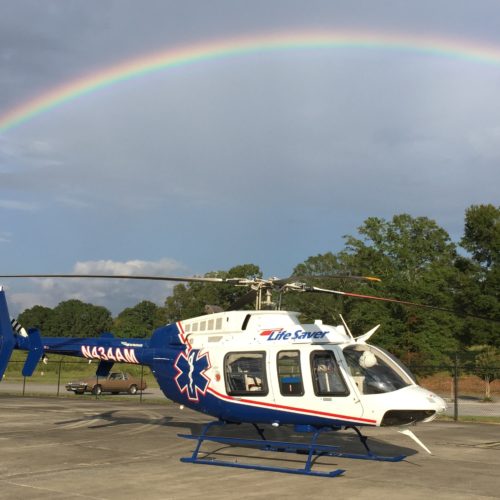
[455,204,499,347]
[465,345,500,400]
[44,300,113,337]
[461,204,499,268]
[282,215,464,368]
[162,264,262,321]
[113,300,164,338]
[341,214,460,366]
[283,252,347,323]
[18,305,53,332]
[12,206,499,374]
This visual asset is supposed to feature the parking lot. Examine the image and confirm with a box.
[0,395,499,499]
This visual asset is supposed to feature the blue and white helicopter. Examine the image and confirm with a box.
[0,273,449,477]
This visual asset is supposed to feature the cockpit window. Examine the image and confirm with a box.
[375,346,417,384]
[342,345,413,395]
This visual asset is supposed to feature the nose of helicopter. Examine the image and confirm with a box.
[379,385,447,426]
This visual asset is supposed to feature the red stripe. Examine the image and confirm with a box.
[177,321,189,347]
[207,387,376,424]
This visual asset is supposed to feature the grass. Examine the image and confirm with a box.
[437,415,500,424]
[5,351,160,388]
[0,390,172,404]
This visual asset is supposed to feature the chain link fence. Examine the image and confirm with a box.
[0,358,164,403]
[409,358,500,420]
[1,356,499,420]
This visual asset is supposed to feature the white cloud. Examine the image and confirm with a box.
[1,2,500,299]
[0,199,38,211]
[53,195,91,209]
[0,231,11,243]
[73,258,185,275]
[6,258,190,316]
[467,127,500,161]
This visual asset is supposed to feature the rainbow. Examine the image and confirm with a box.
[1,30,500,133]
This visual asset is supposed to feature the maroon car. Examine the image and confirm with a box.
[66,371,147,395]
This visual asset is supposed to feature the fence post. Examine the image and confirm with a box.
[453,354,459,421]
[22,376,26,396]
[57,358,62,396]
[140,364,144,404]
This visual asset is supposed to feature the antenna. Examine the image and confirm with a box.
[339,314,355,340]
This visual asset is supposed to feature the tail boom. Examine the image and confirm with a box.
[0,287,155,379]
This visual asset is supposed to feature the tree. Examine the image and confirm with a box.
[468,345,500,401]
[45,300,113,337]
[281,215,463,368]
[17,305,53,332]
[113,301,164,338]
[456,205,500,347]
[283,252,347,324]
[461,204,499,268]
[162,264,262,322]
[339,214,461,367]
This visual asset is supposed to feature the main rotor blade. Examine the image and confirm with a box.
[0,274,226,284]
[0,273,381,285]
[308,286,498,322]
[276,275,381,286]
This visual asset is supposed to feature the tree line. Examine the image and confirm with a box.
[18,204,499,371]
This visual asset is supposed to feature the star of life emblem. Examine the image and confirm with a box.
[174,329,211,402]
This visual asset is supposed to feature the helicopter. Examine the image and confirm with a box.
[0,273,451,477]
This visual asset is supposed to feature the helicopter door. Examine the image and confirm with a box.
[272,349,364,420]
[307,349,364,420]
[310,351,349,397]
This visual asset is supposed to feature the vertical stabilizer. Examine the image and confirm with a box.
[0,287,15,379]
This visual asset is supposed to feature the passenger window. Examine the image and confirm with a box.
[224,352,268,396]
[277,351,304,396]
[310,351,349,396]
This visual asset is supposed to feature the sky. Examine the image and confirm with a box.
[0,0,499,316]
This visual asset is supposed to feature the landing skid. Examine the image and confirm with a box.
[178,420,406,477]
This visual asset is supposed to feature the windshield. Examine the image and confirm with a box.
[342,345,413,395]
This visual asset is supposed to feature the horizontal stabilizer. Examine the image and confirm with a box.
[0,288,15,380]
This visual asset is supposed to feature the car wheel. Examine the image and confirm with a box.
[128,384,138,395]
[92,384,102,395]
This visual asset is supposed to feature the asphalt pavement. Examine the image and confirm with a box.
[0,395,499,499]
[2,381,499,417]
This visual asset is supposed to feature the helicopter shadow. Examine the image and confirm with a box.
[178,423,423,473]
[203,423,419,459]
[56,410,419,463]
[56,408,197,431]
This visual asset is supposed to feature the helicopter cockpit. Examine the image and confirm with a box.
[342,344,415,395]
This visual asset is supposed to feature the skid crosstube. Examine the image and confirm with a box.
[178,420,406,477]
